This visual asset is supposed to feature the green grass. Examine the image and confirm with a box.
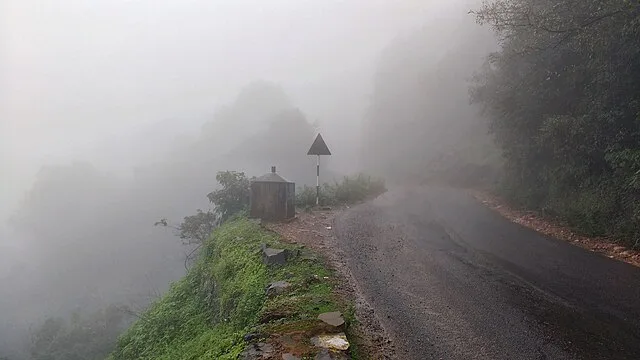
[109,218,354,360]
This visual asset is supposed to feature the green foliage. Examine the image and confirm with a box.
[111,218,350,359]
[207,171,251,222]
[111,219,274,360]
[296,174,387,207]
[329,174,387,204]
[177,209,218,245]
[473,0,640,244]
[156,170,250,246]
[296,186,329,209]
[258,258,338,333]
[29,305,131,360]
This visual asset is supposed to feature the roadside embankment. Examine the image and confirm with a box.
[109,217,361,360]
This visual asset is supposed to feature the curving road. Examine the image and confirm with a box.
[334,187,640,360]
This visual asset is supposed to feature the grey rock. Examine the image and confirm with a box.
[315,349,349,360]
[318,312,345,327]
[241,342,274,359]
[262,247,287,265]
[282,354,301,360]
[266,281,291,297]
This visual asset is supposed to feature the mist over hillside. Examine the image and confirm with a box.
[1,1,499,358]
[362,2,499,185]
[0,82,337,358]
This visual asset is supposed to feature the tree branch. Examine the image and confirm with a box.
[184,243,203,271]
[528,9,624,34]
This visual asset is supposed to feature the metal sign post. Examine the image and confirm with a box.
[316,155,320,205]
[307,133,331,206]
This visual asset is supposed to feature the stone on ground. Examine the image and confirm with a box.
[266,281,292,297]
[311,333,350,351]
[318,312,345,327]
[261,244,287,265]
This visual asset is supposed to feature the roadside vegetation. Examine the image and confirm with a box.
[296,174,387,208]
[110,218,357,359]
[108,170,372,359]
[22,167,376,360]
[3,82,332,360]
[362,0,640,247]
[472,1,640,246]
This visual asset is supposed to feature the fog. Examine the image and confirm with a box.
[1,0,495,358]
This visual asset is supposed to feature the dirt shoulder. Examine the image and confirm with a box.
[267,209,395,360]
[471,190,640,268]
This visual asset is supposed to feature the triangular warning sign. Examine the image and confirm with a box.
[307,133,331,155]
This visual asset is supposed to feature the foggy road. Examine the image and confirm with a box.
[334,187,640,360]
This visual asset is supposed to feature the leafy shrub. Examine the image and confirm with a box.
[110,219,274,360]
[178,209,219,245]
[296,174,386,207]
[331,174,387,204]
[157,171,250,247]
[111,217,347,359]
[207,171,251,222]
[295,186,331,208]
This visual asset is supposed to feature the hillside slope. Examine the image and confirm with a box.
[109,218,357,360]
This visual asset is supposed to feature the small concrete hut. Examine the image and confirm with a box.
[250,166,295,221]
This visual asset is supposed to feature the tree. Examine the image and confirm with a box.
[157,171,250,236]
[207,171,251,222]
[156,171,250,269]
[156,209,218,246]
[177,209,218,245]
[472,0,640,243]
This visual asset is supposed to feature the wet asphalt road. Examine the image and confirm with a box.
[333,187,640,360]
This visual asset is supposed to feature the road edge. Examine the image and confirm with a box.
[470,190,640,268]
[268,209,397,360]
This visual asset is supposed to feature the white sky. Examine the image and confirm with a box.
[1,0,475,219]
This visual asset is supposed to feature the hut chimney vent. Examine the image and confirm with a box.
[271,166,276,173]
